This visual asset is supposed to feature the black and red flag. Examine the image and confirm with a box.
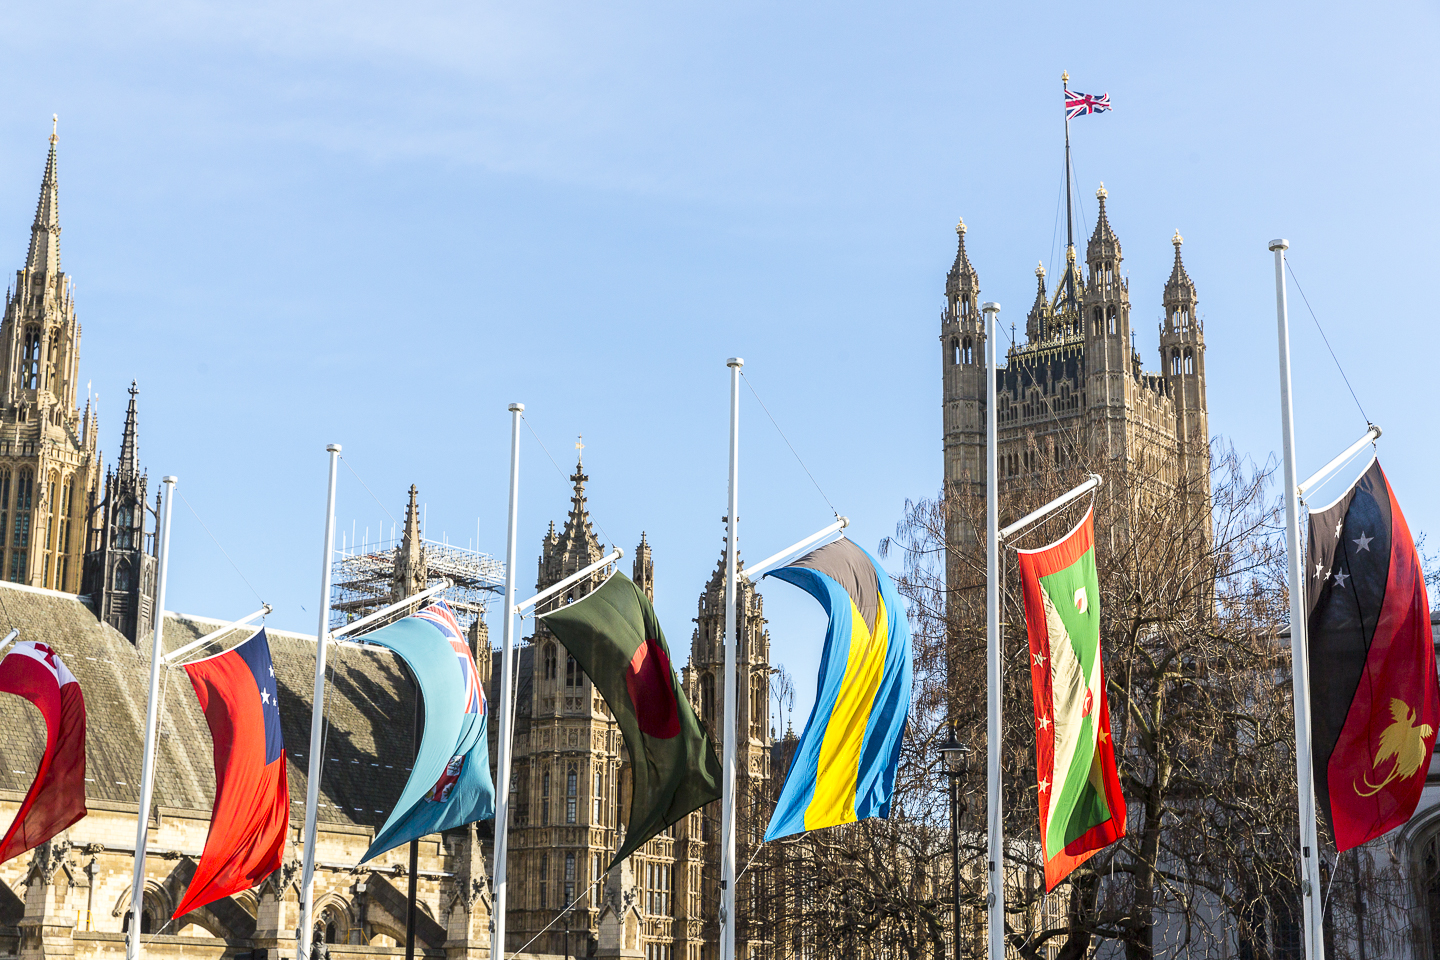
[1307,457,1437,851]
[0,641,87,862]
[173,627,289,918]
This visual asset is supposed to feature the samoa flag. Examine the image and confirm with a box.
[359,601,494,863]
[0,641,87,863]
[173,628,289,917]
[1307,458,1438,851]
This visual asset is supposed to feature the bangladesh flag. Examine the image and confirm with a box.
[1016,507,1125,890]
[541,571,722,866]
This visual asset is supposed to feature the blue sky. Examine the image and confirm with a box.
[0,1,1434,725]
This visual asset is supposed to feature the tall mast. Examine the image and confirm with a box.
[1062,70,1078,316]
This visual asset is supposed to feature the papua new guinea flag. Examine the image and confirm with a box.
[359,601,493,863]
[1017,508,1125,891]
[0,641,87,863]
[542,572,721,866]
[764,538,912,841]
[173,628,289,917]
[1307,458,1437,852]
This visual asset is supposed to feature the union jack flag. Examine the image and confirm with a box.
[414,601,485,715]
[1065,88,1111,121]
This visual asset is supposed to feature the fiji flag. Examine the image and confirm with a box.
[360,601,494,863]
[764,539,912,840]
[173,628,288,918]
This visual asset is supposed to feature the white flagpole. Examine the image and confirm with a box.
[981,303,1005,960]
[490,402,523,960]
[720,357,742,960]
[1270,239,1326,960]
[127,475,175,960]
[297,444,341,960]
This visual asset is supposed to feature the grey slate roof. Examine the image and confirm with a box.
[0,582,423,831]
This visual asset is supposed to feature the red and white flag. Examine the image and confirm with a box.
[0,641,87,862]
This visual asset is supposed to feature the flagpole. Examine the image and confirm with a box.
[490,402,523,960]
[126,475,175,960]
[720,356,743,960]
[981,304,1004,960]
[297,444,341,960]
[1270,239,1326,960]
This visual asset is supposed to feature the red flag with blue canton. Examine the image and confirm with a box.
[173,627,289,918]
[1065,88,1111,120]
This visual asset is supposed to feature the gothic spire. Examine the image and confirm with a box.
[561,454,599,553]
[118,381,140,480]
[25,118,60,277]
[403,485,422,543]
[945,218,979,305]
[1026,262,1050,342]
[1164,229,1196,304]
[1086,182,1121,266]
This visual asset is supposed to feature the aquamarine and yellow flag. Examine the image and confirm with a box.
[764,538,911,840]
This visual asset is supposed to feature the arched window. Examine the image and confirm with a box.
[593,767,604,823]
[962,337,974,364]
[21,327,40,390]
[540,854,549,908]
[566,766,577,823]
[750,673,764,738]
[1107,304,1117,336]
[701,673,714,722]
[543,643,557,680]
[1184,349,1195,375]
[565,654,579,687]
[1171,350,1181,376]
[10,470,32,583]
[115,560,132,592]
[950,338,960,365]
[564,852,576,904]
[541,771,550,825]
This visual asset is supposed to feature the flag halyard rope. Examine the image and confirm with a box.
[176,489,266,608]
[741,371,840,521]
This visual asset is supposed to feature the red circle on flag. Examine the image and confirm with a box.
[625,639,681,739]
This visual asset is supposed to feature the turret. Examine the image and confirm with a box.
[941,218,988,489]
[1082,184,1133,458]
[1159,231,1209,484]
[633,532,654,601]
[392,485,427,602]
[1026,262,1051,343]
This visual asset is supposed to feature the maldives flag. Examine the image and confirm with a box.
[1307,458,1437,852]
[541,571,721,866]
[1017,507,1126,891]
[0,641,87,862]
[173,628,289,918]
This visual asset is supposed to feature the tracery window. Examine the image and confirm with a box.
[564,852,576,904]
[701,673,714,722]
[566,766,577,824]
[543,643,557,680]
[20,327,40,390]
[566,653,579,687]
[10,470,31,582]
[541,771,550,825]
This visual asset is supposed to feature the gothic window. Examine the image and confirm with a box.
[1185,349,1195,375]
[962,337,974,364]
[1171,349,1181,376]
[1107,304,1117,335]
[0,468,10,559]
[750,673,764,738]
[541,771,550,825]
[543,643,557,680]
[45,329,58,389]
[593,852,603,907]
[116,501,135,550]
[701,672,714,722]
[950,338,959,365]
[593,767,604,823]
[566,766,577,823]
[565,653,579,687]
[564,852,576,904]
[115,560,132,592]
[540,855,549,909]
[20,327,40,390]
[9,470,31,583]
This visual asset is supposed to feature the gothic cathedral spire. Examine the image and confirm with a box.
[0,123,100,593]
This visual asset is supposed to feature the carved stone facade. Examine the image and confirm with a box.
[940,188,1211,557]
[0,128,101,594]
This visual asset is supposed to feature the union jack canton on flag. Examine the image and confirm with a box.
[1065,88,1112,120]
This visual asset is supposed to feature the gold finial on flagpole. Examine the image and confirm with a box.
[1062,71,1069,84]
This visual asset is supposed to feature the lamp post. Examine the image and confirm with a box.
[939,727,972,960]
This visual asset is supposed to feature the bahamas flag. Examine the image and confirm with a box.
[358,601,494,863]
[1017,507,1125,890]
[764,538,911,840]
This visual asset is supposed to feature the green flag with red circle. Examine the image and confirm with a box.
[540,571,721,866]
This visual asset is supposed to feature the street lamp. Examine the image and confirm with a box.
[938,727,971,960]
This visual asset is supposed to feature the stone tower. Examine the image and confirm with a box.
[81,383,158,643]
[507,453,624,957]
[939,185,1210,533]
[0,124,100,591]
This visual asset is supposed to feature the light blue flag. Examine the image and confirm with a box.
[358,601,494,863]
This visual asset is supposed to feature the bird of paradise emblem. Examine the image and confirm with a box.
[1356,699,1435,797]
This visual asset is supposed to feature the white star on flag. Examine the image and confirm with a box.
[1353,532,1373,552]
[1037,715,1051,731]
[1034,653,1047,666]
[269,664,275,677]
[1335,519,1344,538]
[261,688,271,705]
[1038,778,1050,793]
[1333,570,1350,588]
[1315,560,1324,576]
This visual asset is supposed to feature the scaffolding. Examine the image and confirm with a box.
[330,538,506,634]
